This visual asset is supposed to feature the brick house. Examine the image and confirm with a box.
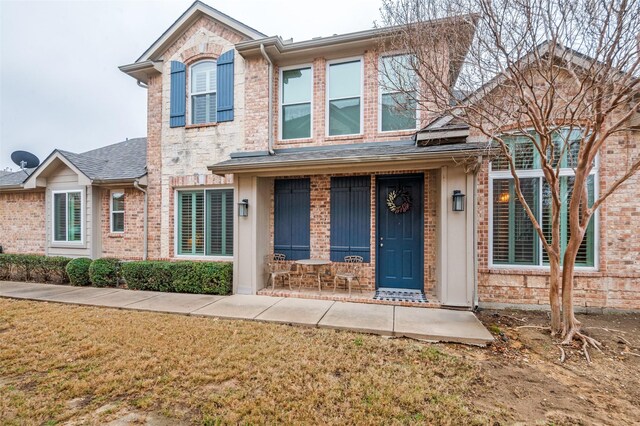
[1,1,638,310]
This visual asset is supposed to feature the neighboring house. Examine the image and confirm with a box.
[1,1,638,311]
[0,139,147,258]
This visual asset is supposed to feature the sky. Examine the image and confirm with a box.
[0,0,380,171]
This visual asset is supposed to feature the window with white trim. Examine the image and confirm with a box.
[379,54,417,132]
[110,191,125,233]
[281,66,312,140]
[327,59,362,136]
[177,189,233,256]
[53,190,82,243]
[490,130,597,267]
[190,60,217,124]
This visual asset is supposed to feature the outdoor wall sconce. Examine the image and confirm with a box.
[238,199,249,217]
[452,190,466,212]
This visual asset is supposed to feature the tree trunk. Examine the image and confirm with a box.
[561,239,581,341]
[548,255,562,335]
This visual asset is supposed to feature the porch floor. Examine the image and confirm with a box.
[257,287,442,309]
[0,281,493,346]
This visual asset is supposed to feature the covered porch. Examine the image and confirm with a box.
[210,140,487,309]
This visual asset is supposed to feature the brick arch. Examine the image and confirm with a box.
[181,43,224,65]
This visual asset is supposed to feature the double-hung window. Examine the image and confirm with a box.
[53,190,82,243]
[379,54,418,132]
[327,59,362,136]
[190,60,217,124]
[110,191,125,233]
[490,130,597,267]
[281,66,312,140]
[177,189,233,257]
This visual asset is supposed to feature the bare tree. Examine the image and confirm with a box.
[378,0,640,353]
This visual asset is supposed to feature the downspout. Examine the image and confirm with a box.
[133,179,148,261]
[472,155,482,310]
[260,44,275,155]
[137,80,148,89]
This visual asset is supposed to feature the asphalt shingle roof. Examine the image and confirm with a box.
[0,138,147,188]
[210,140,491,173]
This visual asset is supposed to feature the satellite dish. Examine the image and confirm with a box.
[11,150,40,170]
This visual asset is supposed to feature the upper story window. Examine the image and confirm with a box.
[379,55,418,132]
[281,66,312,140]
[490,130,597,268]
[110,191,125,233]
[53,190,82,243]
[327,59,362,136]
[190,60,217,125]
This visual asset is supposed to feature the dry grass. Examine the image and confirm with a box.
[0,299,493,425]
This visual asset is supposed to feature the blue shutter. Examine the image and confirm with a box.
[216,49,234,122]
[169,61,186,127]
[330,176,371,262]
[274,179,310,260]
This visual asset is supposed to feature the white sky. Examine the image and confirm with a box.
[0,0,380,170]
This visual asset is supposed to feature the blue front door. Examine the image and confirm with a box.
[376,175,424,290]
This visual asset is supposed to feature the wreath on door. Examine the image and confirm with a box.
[386,187,412,214]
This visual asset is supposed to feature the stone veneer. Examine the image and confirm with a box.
[145,15,248,259]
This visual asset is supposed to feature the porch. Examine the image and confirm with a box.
[211,140,486,308]
[257,286,442,309]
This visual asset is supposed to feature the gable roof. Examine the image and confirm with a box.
[1,138,147,190]
[417,41,618,134]
[136,1,265,63]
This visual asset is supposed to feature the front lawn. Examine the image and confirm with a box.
[1,299,638,425]
[0,299,489,425]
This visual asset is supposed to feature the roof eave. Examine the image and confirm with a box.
[118,61,163,84]
[208,148,490,175]
[135,1,266,64]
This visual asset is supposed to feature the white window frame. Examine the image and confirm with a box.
[110,190,125,234]
[51,189,84,245]
[378,54,419,133]
[279,63,314,141]
[325,56,364,137]
[488,144,599,271]
[189,59,217,125]
[173,186,234,261]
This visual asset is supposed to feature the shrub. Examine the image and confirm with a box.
[122,261,173,291]
[89,258,121,287]
[0,253,70,283]
[171,261,232,295]
[66,258,92,286]
[41,256,72,283]
[121,260,232,295]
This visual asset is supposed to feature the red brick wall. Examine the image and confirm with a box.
[100,188,145,260]
[476,127,640,310]
[245,49,433,152]
[0,191,45,254]
[145,73,163,259]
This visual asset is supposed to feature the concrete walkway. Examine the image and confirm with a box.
[0,281,494,346]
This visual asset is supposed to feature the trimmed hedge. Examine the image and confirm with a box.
[0,254,70,283]
[89,258,121,288]
[66,258,92,286]
[122,260,232,295]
